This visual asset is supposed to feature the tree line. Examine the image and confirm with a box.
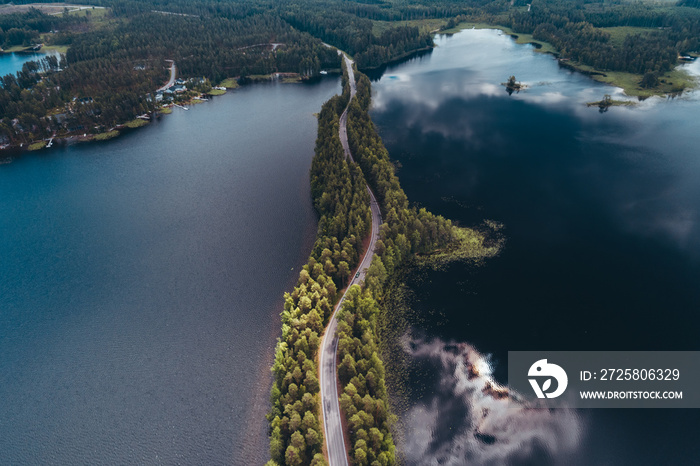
[267,59,456,465]
[282,9,434,69]
[266,64,371,466]
[327,69,455,465]
[0,7,86,49]
[0,7,341,146]
[5,0,700,147]
[347,72,454,274]
[505,0,700,75]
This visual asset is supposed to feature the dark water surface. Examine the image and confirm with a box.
[370,30,700,465]
[0,78,339,464]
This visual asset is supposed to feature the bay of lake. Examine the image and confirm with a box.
[370,29,700,465]
[0,77,339,464]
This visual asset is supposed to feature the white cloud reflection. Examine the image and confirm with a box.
[400,336,584,466]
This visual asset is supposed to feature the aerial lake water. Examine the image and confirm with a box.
[0,78,339,464]
[3,28,700,465]
[370,29,700,465]
[0,51,60,77]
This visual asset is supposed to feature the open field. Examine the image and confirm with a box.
[64,6,108,18]
[125,119,149,129]
[218,78,239,88]
[27,141,47,151]
[2,45,32,53]
[0,3,104,16]
[569,61,697,97]
[3,43,69,53]
[93,130,120,141]
[39,45,69,53]
[601,26,660,47]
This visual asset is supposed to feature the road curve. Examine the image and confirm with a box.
[320,54,382,466]
[156,60,176,93]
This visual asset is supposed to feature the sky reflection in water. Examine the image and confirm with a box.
[371,29,700,465]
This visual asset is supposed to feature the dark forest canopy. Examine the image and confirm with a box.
[266,62,454,466]
[1,0,700,147]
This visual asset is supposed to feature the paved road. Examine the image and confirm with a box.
[320,54,382,466]
[338,55,357,160]
[156,61,176,93]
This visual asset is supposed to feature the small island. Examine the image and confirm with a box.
[503,75,525,95]
[586,94,636,112]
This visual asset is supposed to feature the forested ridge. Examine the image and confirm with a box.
[266,65,371,466]
[3,0,698,462]
[328,70,455,465]
[265,56,457,463]
[505,1,700,75]
[0,7,83,48]
[0,5,343,146]
[2,0,700,148]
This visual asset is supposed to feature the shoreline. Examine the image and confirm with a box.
[358,46,435,72]
[439,22,699,98]
[1,45,69,54]
[0,72,342,156]
[6,25,695,157]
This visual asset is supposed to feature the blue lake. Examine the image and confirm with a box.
[0,77,339,464]
[370,29,700,466]
[0,51,59,76]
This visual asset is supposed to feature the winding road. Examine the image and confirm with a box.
[319,54,383,466]
[156,61,176,93]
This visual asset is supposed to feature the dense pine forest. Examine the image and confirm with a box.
[506,2,700,75]
[3,0,699,463]
[267,66,369,466]
[266,60,455,465]
[1,0,700,147]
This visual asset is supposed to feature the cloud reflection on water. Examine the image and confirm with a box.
[400,336,584,466]
[371,26,700,465]
[372,65,700,257]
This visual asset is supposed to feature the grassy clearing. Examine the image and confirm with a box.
[207,88,226,95]
[66,7,109,19]
[159,106,173,114]
[28,141,47,151]
[572,62,696,97]
[0,3,104,15]
[218,78,239,88]
[41,45,69,53]
[93,130,120,141]
[417,223,504,270]
[601,26,658,47]
[2,45,30,53]
[125,119,148,128]
[65,6,113,32]
[2,44,69,53]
